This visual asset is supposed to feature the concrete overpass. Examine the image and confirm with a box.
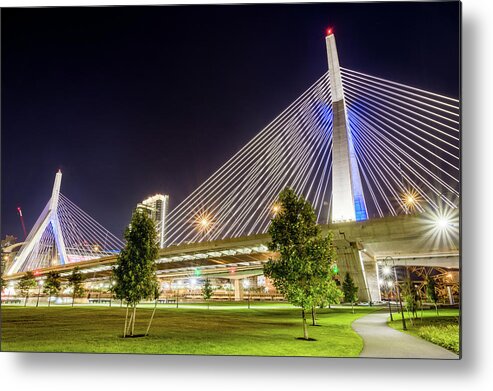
[4,212,459,302]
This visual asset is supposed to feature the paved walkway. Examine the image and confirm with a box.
[352,311,459,359]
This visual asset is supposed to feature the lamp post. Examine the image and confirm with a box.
[386,281,394,321]
[384,256,407,331]
[380,264,393,321]
[36,280,44,307]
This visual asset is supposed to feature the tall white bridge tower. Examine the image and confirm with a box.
[326,30,368,222]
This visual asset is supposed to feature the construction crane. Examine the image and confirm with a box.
[17,206,27,239]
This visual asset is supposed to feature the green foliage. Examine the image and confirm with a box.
[342,273,358,304]
[0,244,12,291]
[202,278,214,301]
[43,271,62,297]
[317,278,344,308]
[388,309,460,354]
[418,324,459,354]
[402,278,419,315]
[67,267,85,299]
[1,235,17,248]
[16,271,37,298]
[0,258,6,291]
[426,277,439,304]
[267,188,320,254]
[112,209,159,306]
[264,188,336,310]
[264,188,338,338]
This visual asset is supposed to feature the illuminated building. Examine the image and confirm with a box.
[137,194,169,248]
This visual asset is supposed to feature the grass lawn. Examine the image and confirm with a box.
[1,305,375,357]
[387,308,460,354]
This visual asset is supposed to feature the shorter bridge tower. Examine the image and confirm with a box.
[7,170,124,275]
[8,171,67,274]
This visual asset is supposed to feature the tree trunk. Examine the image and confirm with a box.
[126,306,134,336]
[123,304,129,338]
[311,306,317,326]
[131,304,137,336]
[24,294,28,307]
[351,301,354,314]
[72,291,75,307]
[435,302,439,316]
[48,296,51,307]
[127,311,133,336]
[145,300,158,336]
[301,309,309,340]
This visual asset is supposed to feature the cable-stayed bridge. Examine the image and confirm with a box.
[5,32,459,301]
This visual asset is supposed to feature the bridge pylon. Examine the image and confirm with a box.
[7,170,124,276]
[8,170,68,275]
[325,31,368,223]
[325,31,377,302]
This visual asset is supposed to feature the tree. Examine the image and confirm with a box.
[402,278,419,323]
[264,188,337,340]
[67,267,85,307]
[1,235,17,248]
[426,276,439,315]
[43,271,62,307]
[202,278,214,309]
[342,273,358,314]
[16,271,37,306]
[306,234,338,326]
[112,209,159,337]
[0,252,7,292]
[1,235,16,292]
[0,273,5,292]
[317,278,344,310]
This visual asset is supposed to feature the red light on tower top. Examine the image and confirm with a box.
[326,27,334,36]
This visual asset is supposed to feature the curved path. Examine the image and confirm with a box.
[352,311,459,359]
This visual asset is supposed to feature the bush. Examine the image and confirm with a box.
[418,324,459,354]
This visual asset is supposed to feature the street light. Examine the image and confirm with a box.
[383,256,407,330]
[435,216,451,231]
[271,203,282,216]
[379,263,393,321]
[194,210,214,240]
[401,190,420,213]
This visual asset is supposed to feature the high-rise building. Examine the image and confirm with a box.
[136,194,169,248]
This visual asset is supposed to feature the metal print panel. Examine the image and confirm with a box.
[1,1,461,359]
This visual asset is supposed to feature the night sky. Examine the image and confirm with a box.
[1,1,460,240]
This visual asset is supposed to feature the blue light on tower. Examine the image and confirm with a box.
[347,108,368,221]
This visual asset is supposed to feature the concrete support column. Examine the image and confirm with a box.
[359,251,381,303]
[336,245,369,302]
[447,286,454,305]
[335,236,379,303]
[234,279,243,301]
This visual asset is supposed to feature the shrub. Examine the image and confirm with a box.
[418,324,459,354]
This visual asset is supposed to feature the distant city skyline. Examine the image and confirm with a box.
[1,2,460,240]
